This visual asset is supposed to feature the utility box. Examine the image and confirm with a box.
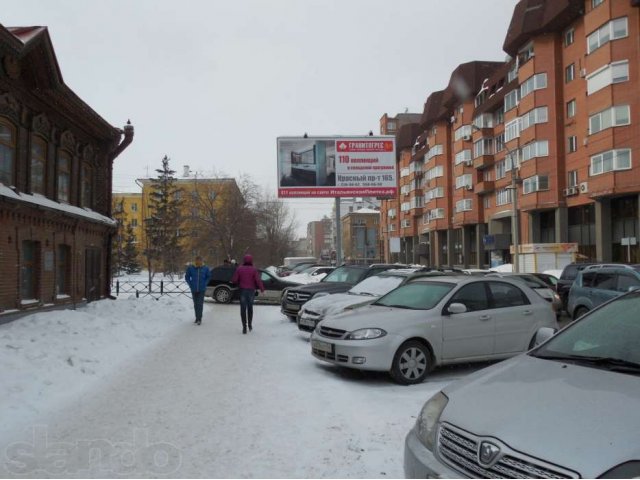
[510,243,578,273]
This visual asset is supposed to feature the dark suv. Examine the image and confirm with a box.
[206,265,301,304]
[280,264,407,320]
[556,262,597,311]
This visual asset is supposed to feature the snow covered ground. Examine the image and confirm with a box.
[0,296,486,478]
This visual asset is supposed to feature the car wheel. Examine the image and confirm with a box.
[573,306,589,320]
[390,341,431,385]
[288,315,297,322]
[214,286,232,304]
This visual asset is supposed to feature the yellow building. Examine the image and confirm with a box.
[112,193,144,241]
[126,175,244,265]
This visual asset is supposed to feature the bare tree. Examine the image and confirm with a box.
[185,174,257,265]
[253,189,298,266]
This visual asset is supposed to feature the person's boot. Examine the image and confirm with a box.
[248,319,252,332]
[242,320,247,334]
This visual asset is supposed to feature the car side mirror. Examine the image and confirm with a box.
[533,327,556,347]
[447,303,467,315]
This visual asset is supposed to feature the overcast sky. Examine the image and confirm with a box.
[4,0,517,236]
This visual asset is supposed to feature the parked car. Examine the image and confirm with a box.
[297,269,420,332]
[556,262,597,311]
[285,266,335,284]
[206,265,301,303]
[404,289,640,479]
[310,275,557,384]
[280,264,408,321]
[567,264,640,319]
[278,262,320,277]
[531,271,559,289]
[485,272,562,314]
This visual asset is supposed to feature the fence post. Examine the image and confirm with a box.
[136,290,139,298]
[161,280,164,295]
[116,280,119,296]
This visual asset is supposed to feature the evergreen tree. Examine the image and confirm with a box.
[111,198,126,276]
[122,222,142,274]
[144,155,184,277]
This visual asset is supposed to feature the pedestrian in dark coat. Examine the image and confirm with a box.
[231,254,265,334]
[185,256,211,325]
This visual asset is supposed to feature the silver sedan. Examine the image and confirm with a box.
[310,276,557,384]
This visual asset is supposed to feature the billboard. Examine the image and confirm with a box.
[277,136,397,198]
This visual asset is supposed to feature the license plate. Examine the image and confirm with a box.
[287,303,300,311]
[299,317,316,327]
[312,340,333,353]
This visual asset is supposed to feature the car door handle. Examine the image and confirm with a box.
[479,315,491,321]
[523,310,533,316]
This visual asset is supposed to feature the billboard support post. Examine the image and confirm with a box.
[335,197,342,265]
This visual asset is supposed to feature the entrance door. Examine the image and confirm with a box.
[21,240,39,300]
[85,248,102,302]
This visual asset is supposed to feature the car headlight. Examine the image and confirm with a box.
[313,292,329,299]
[415,392,448,451]
[344,328,386,340]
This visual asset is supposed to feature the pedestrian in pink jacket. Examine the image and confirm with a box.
[231,254,265,334]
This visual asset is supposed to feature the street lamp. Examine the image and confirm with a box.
[504,152,522,273]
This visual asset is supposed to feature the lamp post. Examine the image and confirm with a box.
[504,147,522,273]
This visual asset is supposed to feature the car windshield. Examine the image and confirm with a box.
[321,266,364,284]
[373,282,454,310]
[292,263,314,273]
[533,291,640,373]
[513,274,548,289]
[349,275,405,296]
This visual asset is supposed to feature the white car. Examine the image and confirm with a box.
[310,276,557,384]
[297,269,420,332]
[285,266,334,284]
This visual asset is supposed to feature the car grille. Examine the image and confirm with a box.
[312,349,349,363]
[319,326,347,339]
[438,424,577,479]
[286,291,312,303]
[303,309,321,317]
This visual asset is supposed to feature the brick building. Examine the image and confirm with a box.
[341,208,380,264]
[0,25,133,316]
[380,0,640,267]
[306,216,333,261]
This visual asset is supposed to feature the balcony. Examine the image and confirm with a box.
[473,154,495,170]
[474,180,495,195]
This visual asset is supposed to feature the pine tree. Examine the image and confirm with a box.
[111,198,126,277]
[122,222,142,274]
[144,155,184,277]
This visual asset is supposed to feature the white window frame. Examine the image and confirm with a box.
[425,144,443,161]
[587,60,629,95]
[565,63,575,83]
[455,199,473,213]
[426,165,444,180]
[504,89,520,112]
[496,188,514,206]
[587,17,628,54]
[523,175,549,194]
[568,136,578,153]
[472,114,494,129]
[400,167,410,177]
[520,73,547,98]
[454,149,472,165]
[454,125,472,141]
[520,106,548,131]
[564,28,575,47]
[590,149,632,176]
[588,105,631,135]
[455,174,473,190]
[567,99,576,118]
[521,141,549,162]
[504,118,520,142]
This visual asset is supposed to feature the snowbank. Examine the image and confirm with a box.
[0,296,191,436]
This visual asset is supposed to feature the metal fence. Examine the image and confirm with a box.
[112,279,192,299]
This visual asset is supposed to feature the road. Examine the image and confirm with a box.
[0,301,483,478]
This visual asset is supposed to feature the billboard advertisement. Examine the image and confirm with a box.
[277,136,397,198]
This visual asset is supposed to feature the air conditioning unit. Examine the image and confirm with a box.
[462,134,472,141]
[563,186,578,197]
[450,115,456,124]
[579,181,589,193]
[580,68,587,78]
[466,184,474,191]
[464,159,473,167]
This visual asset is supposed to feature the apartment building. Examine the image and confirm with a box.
[381,0,640,267]
[0,25,133,315]
[306,216,333,261]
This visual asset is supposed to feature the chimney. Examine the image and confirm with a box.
[183,165,190,177]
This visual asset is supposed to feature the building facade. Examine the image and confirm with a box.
[306,216,333,261]
[380,0,640,267]
[341,208,380,264]
[0,25,133,316]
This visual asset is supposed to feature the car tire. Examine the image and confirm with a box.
[390,340,431,385]
[573,306,589,320]
[213,286,232,304]
[288,315,297,322]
